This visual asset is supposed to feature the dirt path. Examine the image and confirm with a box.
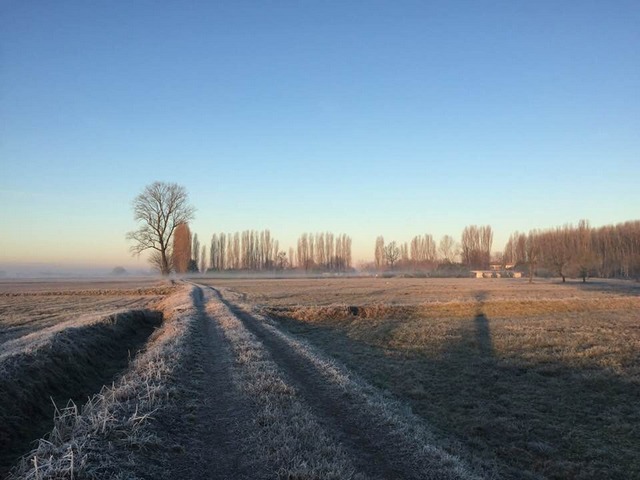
[138,284,476,479]
[136,286,264,479]
[213,287,411,479]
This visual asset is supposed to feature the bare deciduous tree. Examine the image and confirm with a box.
[539,226,573,282]
[289,247,295,269]
[384,241,400,270]
[461,225,492,269]
[276,251,287,270]
[127,182,195,275]
[525,230,540,283]
[573,220,596,282]
[400,242,409,266]
[438,235,456,263]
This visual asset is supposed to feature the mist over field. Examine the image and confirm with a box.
[0,262,153,279]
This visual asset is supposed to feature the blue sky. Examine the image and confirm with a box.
[1,1,638,272]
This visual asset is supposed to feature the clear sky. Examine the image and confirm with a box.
[1,1,638,274]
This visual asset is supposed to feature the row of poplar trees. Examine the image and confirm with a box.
[173,226,353,273]
[295,232,353,272]
[209,230,282,271]
[504,220,640,281]
[207,230,353,272]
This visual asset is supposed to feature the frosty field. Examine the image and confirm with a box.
[1,277,638,479]
[0,280,172,476]
[206,277,640,479]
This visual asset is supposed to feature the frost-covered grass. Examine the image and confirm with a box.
[241,278,640,479]
[0,284,172,347]
[0,278,172,295]
[218,287,480,480]
[207,292,363,479]
[203,276,640,307]
[6,284,197,479]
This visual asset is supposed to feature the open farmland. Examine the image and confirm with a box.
[3,276,639,479]
[0,279,174,346]
[3,278,483,479]
[204,277,640,479]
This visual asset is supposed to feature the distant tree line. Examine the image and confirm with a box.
[205,230,352,273]
[372,226,493,271]
[209,230,282,271]
[170,227,354,274]
[504,220,640,282]
[296,232,352,272]
[129,182,640,280]
[373,220,640,281]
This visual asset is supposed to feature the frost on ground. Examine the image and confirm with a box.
[219,277,640,479]
[207,288,364,479]
[4,280,484,479]
[245,303,475,479]
[0,289,168,347]
[5,284,197,479]
[212,285,480,479]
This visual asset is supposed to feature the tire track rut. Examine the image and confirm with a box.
[212,289,402,479]
[141,284,475,479]
[207,285,475,480]
[142,286,263,479]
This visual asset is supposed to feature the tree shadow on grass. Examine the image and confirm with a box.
[270,292,640,480]
[473,291,493,358]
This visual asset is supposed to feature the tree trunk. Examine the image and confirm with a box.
[561,275,566,283]
[161,250,170,275]
[529,263,534,283]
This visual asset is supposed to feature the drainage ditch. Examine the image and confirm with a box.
[0,310,163,477]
